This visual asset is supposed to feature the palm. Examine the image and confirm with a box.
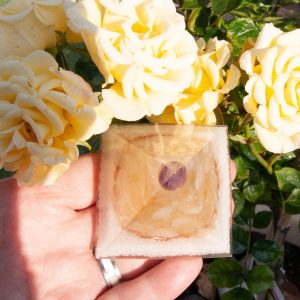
[0,154,204,300]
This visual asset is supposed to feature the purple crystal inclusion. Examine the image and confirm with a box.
[159,161,187,191]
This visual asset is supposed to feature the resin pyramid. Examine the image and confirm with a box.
[95,125,231,258]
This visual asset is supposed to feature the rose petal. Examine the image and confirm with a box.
[239,49,256,75]
[259,46,278,87]
[273,74,297,116]
[276,29,300,47]
[198,56,220,89]
[255,122,300,153]
[202,91,222,112]
[221,64,241,93]
[275,46,300,74]
[268,97,281,130]
[253,76,266,105]
[255,105,269,128]
[255,23,282,49]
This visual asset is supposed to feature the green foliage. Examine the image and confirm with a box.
[247,265,274,294]
[78,134,101,155]
[236,144,257,169]
[275,167,300,192]
[285,189,300,214]
[232,224,248,254]
[252,240,282,264]
[243,180,265,203]
[207,259,243,288]
[253,211,272,229]
[234,204,251,226]
[47,32,104,92]
[187,7,211,35]
[0,169,13,179]
[231,0,273,20]
[232,189,245,217]
[234,157,250,180]
[273,152,296,170]
[224,18,261,56]
[211,0,242,16]
[221,287,253,300]
[177,0,299,296]
[74,55,104,92]
[181,0,209,9]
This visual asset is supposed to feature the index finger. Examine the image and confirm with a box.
[2,154,100,211]
[52,153,100,210]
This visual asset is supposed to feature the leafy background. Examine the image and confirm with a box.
[176,0,300,299]
[1,0,300,299]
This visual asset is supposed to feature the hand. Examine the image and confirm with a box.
[0,154,236,300]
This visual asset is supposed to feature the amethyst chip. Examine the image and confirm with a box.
[159,161,187,191]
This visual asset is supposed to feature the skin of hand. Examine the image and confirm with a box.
[0,154,236,300]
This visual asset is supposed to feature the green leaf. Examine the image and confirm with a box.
[243,180,265,203]
[61,47,81,70]
[252,240,282,264]
[285,189,300,214]
[225,18,260,56]
[234,215,247,226]
[281,152,297,160]
[53,42,104,92]
[253,211,272,229]
[207,259,243,288]
[247,265,274,294]
[234,157,250,180]
[181,0,209,9]
[230,0,273,19]
[0,168,13,179]
[232,224,248,254]
[75,57,104,91]
[252,142,265,154]
[232,189,245,217]
[230,134,247,144]
[222,287,253,300]
[211,0,242,15]
[275,167,300,192]
[273,152,296,170]
[187,7,210,34]
[234,205,251,226]
[78,134,101,155]
[236,144,257,169]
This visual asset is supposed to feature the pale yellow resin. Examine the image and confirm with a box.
[113,133,218,240]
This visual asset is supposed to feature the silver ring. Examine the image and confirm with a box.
[98,258,122,288]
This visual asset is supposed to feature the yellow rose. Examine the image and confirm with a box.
[150,38,240,125]
[0,50,112,186]
[66,0,198,121]
[240,23,300,153]
[0,0,76,58]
